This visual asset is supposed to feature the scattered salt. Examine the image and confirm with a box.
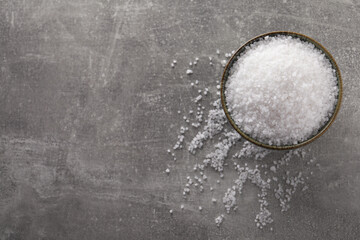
[167,47,320,230]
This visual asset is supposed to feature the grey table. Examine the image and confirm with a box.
[0,0,359,239]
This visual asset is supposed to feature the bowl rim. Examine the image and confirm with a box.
[220,31,343,150]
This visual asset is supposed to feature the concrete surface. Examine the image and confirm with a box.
[0,0,360,239]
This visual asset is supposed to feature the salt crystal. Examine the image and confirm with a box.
[165,168,170,174]
[169,209,173,214]
[194,95,202,103]
[215,214,224,227]
[186,69,193,75]
[198,206,203,211]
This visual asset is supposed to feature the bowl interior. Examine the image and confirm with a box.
[220,31,343,150]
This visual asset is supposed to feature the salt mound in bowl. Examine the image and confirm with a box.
[221,32,342,150]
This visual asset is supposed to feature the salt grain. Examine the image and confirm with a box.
[215,214,225,227]
[186,69,193,75]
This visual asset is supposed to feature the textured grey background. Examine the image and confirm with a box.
[0,0,360,239]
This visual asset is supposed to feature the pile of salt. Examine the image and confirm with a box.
[226,36,338,145]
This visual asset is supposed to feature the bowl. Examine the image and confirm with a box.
[220,31,342,150]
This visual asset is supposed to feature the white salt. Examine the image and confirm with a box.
[226,36,338,145]
[186,69,193,75]
[215,214,224,227]
[194,95,202,103]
